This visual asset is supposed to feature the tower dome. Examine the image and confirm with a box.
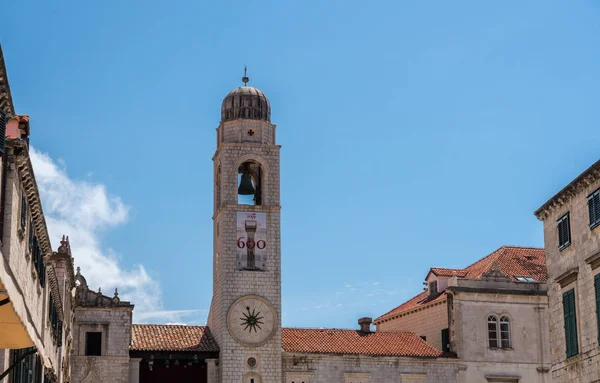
[221,86,271,123]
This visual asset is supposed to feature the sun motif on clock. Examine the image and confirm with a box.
[227,295,276,347]
[241,306,264,333]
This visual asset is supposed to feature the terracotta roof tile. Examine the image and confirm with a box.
[375,246,546,323]
[461,246,546,282]
[131,325,219,352]
[375,291,447,323]
[430,268,468,277]
[281,328,447,358]
[12,115,29,122]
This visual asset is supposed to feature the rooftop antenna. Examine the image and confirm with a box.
[242,65,249,86]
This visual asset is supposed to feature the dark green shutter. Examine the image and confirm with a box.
[441,328,450,352]
[590,196,596,226]
[563,289,579,358]
[0,109,5,156]
[595,274,600,345]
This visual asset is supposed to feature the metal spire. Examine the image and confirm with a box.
[242,65,249,86]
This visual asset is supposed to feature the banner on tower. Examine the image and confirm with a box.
[236,212,267,270]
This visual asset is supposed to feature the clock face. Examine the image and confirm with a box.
[227,295,277,347]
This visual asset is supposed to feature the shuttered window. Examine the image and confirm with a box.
[563,289,579,358]
[441,328,450,352]
[589,189,600,230]
[0,109,6,156]
[20,191,27,233]
[595,274,600,345]
[557,213,571,250]
[488,316,498,348]
[32,236,45,287]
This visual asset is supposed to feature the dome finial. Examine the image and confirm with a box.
[242,65,249,86]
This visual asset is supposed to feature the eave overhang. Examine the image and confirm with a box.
[534,159,600,221]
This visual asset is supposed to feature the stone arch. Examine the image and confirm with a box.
[234,154,270,206]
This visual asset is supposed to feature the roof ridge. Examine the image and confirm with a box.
[374,290,427,321]
[132,324,206,328]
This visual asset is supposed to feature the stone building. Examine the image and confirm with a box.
[0,45,73,383]
[2,40,585,382]
[374,246,552,383]
[534,159,600,383]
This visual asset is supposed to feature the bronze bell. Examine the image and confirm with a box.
[238,173,256,195]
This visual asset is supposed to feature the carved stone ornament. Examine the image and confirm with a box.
[482,261,511,280]
[81,359,103,383]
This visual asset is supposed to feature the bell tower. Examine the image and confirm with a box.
[207,73,282,383]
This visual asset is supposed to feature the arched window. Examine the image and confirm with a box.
[488,315,511,349]
[500,316,511,348]
[488,315,498,348]
[237,160,263,206]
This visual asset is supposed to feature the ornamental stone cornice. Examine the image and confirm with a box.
[0,45,15,117]
[534,159,600,221]
[8,140,53,256]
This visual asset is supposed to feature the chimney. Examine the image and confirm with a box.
[358,317,372,333]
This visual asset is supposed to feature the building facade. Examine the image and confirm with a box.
[375,246,552,383]
[0,45,72,383]
[535,160,600,383]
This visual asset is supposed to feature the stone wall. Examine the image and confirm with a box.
[208,116,283,382]
[376,298,448,350]
[538,171,600,383]
[71,306,133,383]
[283,353,460,383]
[449,287,550,382]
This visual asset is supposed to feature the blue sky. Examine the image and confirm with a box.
[1,1,599,328]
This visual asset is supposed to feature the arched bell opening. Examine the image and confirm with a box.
[237,160,262,206]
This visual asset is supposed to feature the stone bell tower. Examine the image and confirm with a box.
[207,73,282,383]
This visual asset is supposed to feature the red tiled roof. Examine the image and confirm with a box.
[281,328,447,358]
[375,291,447,324]
[375,246,546,323]
[461,246,546,282]
[430,268,468,277]
[131,325,219,352]
[12,115,29,123]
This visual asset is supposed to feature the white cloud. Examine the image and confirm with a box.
[30,147,189,324]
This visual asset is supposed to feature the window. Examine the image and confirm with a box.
[488,315,511,349]
[48,295,62,346]
[557,213,571,250]
[11,347,41,383]
[0,109,6,156]
[515,276,536,282]
[31,236,45,287]
[429,281,438,297]
[563,289,579,358]
[441,328,450,352]
[20,191,27,233]
[499,316,511,348]
[488,316,498,348]
[595,274,600,345]
[85,332,102,356]
[589,188,600,230]
[28,218,34,254]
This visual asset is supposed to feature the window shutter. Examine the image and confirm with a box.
[563,289,579,358]
[20,192,27,232]
[0,109,6,156]
[595,193,600,226]
[590,196,596,226]
[590,192,600,228]
[595,274,600,345]
[441,328,450,352]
